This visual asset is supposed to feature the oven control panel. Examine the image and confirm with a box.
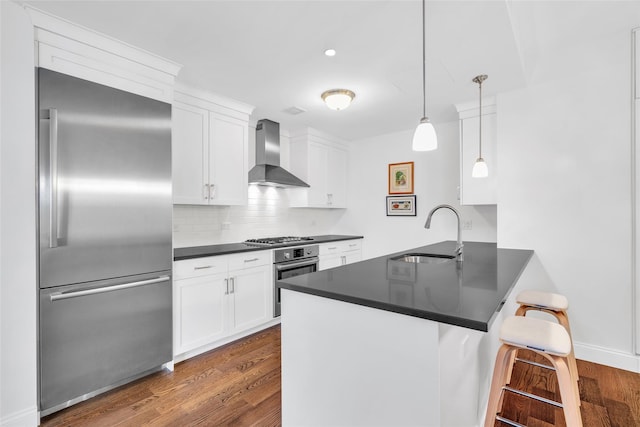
[273,244,319,263]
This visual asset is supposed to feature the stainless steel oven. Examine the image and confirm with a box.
[273,244,319,317]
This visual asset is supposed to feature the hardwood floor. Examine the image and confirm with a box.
[41,325,640,427]
[495,350,640,427]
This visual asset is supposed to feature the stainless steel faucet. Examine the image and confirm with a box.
[425,204,464,262]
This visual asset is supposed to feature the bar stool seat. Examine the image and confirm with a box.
[501,316,571,356]
[484,316,583,427]
[516,289,568,311]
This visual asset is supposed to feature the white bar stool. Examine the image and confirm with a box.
[511,290,579,397]
[484,316,583,427]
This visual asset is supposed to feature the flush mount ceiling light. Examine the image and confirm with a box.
[321,89,355,111]
[471,74,489,178]
[412,0,437,151]
[324,48,336,57]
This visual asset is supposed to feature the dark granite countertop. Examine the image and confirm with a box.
[174,234,363,261]
[277,241,533,332]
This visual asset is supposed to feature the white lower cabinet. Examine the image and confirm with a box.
[318,239,363,271]
[173,250,273,359]
[228,263,272,334]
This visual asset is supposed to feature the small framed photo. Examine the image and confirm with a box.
[388,161,414,194]
[386,195,416,216]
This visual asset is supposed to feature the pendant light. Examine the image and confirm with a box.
[412,0,437,151]
[471,74,488,178]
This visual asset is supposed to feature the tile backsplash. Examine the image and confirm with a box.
[173,185,346,248]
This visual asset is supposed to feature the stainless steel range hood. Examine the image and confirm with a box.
[248,119,310,188]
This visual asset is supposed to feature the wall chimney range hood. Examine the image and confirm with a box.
[248,119,310,188]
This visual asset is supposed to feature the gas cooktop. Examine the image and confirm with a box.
[244,236,314,247]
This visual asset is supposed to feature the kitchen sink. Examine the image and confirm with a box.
[390,253,456,264]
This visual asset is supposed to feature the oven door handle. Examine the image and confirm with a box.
[275,258,319,271]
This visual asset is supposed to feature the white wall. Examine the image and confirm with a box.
[497,28,639,371]
[335,123,498,260]
[0,2,39,426]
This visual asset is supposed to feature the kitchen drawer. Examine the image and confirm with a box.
[342,240,362,252]
[228,250,271,271]
[174,255,228,279]
[319,240,362,256]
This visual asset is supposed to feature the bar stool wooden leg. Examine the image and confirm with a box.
[543,353,583,426]
[484,344,516,427]
[555,310,579,386]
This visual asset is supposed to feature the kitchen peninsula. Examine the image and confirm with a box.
[277,241,533,426]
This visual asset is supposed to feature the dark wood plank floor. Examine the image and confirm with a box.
[41,324,640,426]
[495,350,640,427]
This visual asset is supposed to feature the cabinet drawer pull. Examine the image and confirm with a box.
[328,247,337,250]
[244,258,259,263]
[194,265,213,270]
[349,244,357,247]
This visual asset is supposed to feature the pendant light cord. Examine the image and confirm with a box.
[422,0,426,118]
[478,77,482,157]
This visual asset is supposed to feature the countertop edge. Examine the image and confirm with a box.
[278,284,490,331]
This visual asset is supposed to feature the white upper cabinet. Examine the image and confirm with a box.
[209,113,248,205]
[26,6,181,103]
[172,102,209,204]
[172,88,254,206]
[288,128,349,208]
[456,98,497,205]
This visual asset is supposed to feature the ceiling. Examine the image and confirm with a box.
[22,0,640,141]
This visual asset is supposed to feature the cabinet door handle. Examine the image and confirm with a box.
[327,193,333,205]
[341,256,346,265]
[203,184,209,200]
[224,278,229,295]
[230,277,235,294]
[209,183,215,199]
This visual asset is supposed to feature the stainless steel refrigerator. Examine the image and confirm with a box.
[37,68,173,415]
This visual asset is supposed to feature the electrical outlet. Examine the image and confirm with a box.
[221,222,231,230]
[462,220,472,230]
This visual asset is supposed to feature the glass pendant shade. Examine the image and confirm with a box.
[412,117,437,151]
[472,157,488,178]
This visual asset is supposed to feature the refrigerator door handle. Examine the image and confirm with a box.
[49,275,171,302]
[43,108,59,248]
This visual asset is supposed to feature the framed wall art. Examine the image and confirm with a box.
[386,195,416,216]
[388,161,414,194]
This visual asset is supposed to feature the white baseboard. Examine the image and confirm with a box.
[574,341,640,373]
[1,405,38,427]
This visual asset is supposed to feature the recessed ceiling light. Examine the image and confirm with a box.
[324,49,336,57]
